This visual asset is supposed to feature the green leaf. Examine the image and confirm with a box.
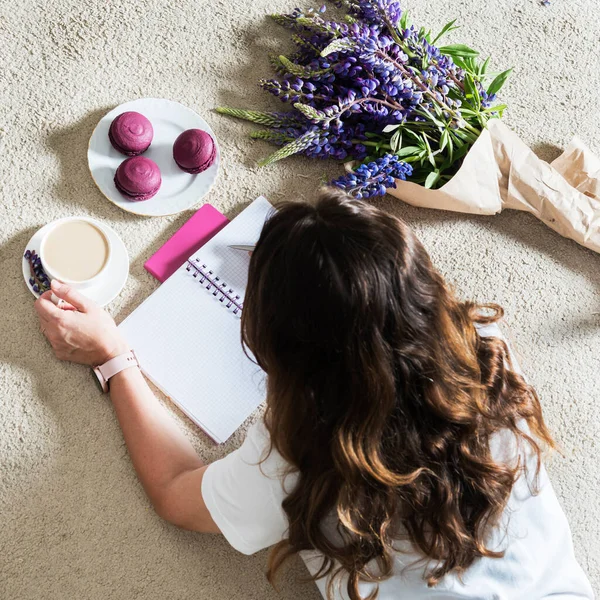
[400,10,411,30]
[390,130,402,153]
[421,133,436,168]
[483,103,507,113]
[415,107,445,130]
[394,145,421,158]
[485,104,507,119]
[465,57,477,72]
[438,44,480,58]
[480,56,491,76]
[464,73,481,111]
[447,134,454,164]
[451,56,468,71]
[449,136,471,161]
[487,68,513,97]
[425,171,441,189]
[382,124,401,133]
[432,103,445,119]
[438,160,452,175]
[432,19,459,45]
[404,129,424,144]
[453,129,472,143]
[440,129,449,152]
[449,130,465,148]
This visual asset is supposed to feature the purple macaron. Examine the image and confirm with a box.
[114,156,162,201]
[173,129,216,174]
[109,111,154,156]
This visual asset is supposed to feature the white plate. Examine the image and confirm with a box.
[88,98,220,217]
[23,218,129,307]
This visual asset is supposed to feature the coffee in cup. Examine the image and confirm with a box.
[40,217,111,289]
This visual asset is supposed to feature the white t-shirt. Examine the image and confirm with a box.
[201,323,594,599]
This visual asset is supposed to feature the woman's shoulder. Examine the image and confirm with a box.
[233,418,298,490]
[201,418,296,555]
[241,418,275,463]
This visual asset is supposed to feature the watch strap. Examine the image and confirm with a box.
[93,350,139,392]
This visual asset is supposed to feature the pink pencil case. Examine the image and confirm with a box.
[144,204,229,283]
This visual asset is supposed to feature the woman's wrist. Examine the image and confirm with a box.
[97,339,131,365]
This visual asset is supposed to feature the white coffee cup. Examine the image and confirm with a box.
[39,217,112,292]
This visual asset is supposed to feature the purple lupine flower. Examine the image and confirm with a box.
[331,154,413,198]
[347,0,403,28]
[479,88,497,108]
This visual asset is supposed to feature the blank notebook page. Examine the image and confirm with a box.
[119,197,273,443]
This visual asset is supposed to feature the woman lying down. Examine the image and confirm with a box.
[35,188,594,599]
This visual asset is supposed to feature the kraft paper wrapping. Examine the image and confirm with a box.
[388,119,600,254]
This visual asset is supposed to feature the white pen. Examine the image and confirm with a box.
[228,244,256,252]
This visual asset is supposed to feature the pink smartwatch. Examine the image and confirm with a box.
[92,350,139,393]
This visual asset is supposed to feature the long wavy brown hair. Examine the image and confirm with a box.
[241,188,554,599]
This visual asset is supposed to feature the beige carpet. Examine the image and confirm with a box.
[1,0,599,598]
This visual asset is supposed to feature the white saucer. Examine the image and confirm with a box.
[23,218,129,307]
[88,98,220,217]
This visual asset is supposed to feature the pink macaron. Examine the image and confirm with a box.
[173,129,216,174]
[109,111,154,156]
[114,156,161,201]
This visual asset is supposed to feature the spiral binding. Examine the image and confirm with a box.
[185,259,243,315]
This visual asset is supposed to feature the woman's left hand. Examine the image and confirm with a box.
[34,280,129,366]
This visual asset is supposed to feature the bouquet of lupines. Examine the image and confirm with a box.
[216,0,511,198]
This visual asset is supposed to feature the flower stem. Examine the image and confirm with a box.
[447,72,465,92]
[358,140,392,149]
[326,96,405,125]
[376,49,483,143]
[463,120,482,136]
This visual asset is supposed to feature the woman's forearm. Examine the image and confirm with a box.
[34,283,217,531]
[108,366,204,509]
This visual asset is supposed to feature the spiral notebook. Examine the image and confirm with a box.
[119,197,273,443]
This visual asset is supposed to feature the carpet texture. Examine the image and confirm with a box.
[1,0,599,598]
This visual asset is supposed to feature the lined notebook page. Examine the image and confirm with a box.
[119,197,273,443]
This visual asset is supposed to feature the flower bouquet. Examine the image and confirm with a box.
[218,0,600,255]
[218,0,511,196]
